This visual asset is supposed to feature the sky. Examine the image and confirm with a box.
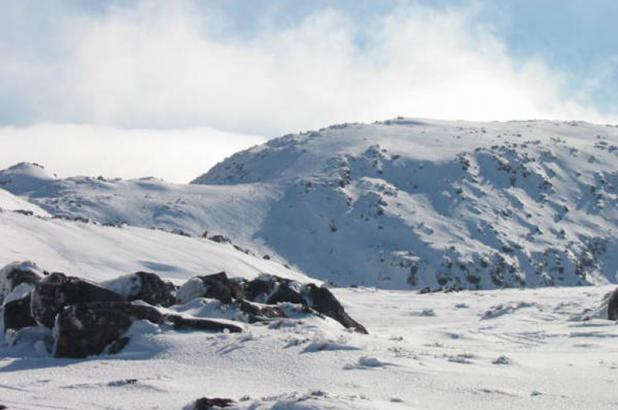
[1,0,617,182]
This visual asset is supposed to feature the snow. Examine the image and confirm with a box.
[1,282,616,409]
[2,119,616,289]
[1,118,617,409]
[0,188,49,217]
[0,211,311,285]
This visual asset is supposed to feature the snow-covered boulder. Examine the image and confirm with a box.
[0,261,43,305]
[31,272,124,328]
[3,294,37,333]
[102,271,176,307]
[176,272,243,305]
[52,301,166,358]
[177,273,367,333]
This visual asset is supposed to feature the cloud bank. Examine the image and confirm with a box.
[1,1,614,136]
[0,124,263,182]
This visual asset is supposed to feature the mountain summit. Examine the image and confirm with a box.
[3,119,617,289]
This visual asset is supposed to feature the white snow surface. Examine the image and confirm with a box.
[2,119,617,289]
[0,211,310,284]
[1,276,616,409]
[0,118,617,409]
[0,187,49,217]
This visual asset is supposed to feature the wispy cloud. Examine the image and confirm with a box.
[1,1,614,136]
[0,124,264,182]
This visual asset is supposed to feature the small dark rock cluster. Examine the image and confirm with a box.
[1,262,367,359]
[608,288,618,321]
[193,397,235,410]
[177,272,367,334]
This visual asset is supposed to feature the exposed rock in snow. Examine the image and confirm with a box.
[102,271,176,307]
[53,302,164,358]
[607,288,618,320]
[177,272,243,304]
[3,294,36,333]
[0,261,43,305]
[31,272,125,328]
[177,272,367,333]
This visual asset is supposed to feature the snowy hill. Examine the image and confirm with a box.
[1,121,618,410]
[0,211,308,285]
[0,188,49,217]
[2,119,617,289]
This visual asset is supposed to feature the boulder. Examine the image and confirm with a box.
[237,299,288,323]
[177,272,242,304]
[53,301,244,358]
[193,397,235,410]
[266,283,305,305]
[608,288,618,321]
[3,294,37,333]
[0,261,42,304]
[303,284,368,334]
[31,273,124,328]
[53,302,164,358]
[103,271,176,307]
[165,314,242,333]
[242,275,367,333]
[243,274,300,303]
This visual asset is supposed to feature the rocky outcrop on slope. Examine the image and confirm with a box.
[608,288,618,321]
[1,262,367,358]
[177,272,367,333]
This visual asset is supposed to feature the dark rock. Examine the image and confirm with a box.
[0,263,42,304]
[53,302,164,358]
[266,283,305,305]
[241,275,367,333]
[243,274,298,303]
[177,272,242,304]
[303,284,368,334]
[31,273,124,329]
[243,275,277,302]
[130,272,176,307]
[608,288,618,321]
[193,397,235,410]
[3,294,37,333]
[208,235,231,244]
[237,299,287,323]
[164,314,242,333]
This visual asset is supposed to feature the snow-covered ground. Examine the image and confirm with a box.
[1,118,617,409]
[1,282,616,409]
[0,207,308,285]
[2,119,616,290]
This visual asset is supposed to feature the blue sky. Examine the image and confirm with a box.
[1,0,616,132]
[0,0,616,181]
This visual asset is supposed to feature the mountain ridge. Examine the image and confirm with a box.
[2,118,617,290]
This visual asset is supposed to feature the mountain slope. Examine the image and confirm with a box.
[0,188,49,217]
[0,211,309,284]
[196,119,618,289]
[3,119,617,289]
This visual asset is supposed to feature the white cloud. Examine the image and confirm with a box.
[1,1,616,181]
[2,1,614,136]
[0,124,264,183]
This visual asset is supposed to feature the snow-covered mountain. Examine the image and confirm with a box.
[1,119,618,410]
[2,119,617,289]
[0,206,308,285]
